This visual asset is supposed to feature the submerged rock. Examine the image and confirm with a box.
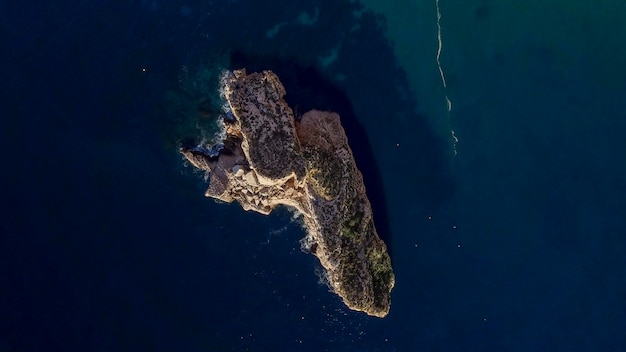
[181,69,394,317]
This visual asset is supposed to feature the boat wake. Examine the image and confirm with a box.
[435,0,459,157]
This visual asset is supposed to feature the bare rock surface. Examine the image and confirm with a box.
[181,69,394,317]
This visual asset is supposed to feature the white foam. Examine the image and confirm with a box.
[314,266,334,293]
[435,0,451,113]
[435,0,459,157]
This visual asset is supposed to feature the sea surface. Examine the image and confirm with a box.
[1,0,625,351]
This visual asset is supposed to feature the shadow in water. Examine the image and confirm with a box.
[163,0,456,262]
[230,51,394,258]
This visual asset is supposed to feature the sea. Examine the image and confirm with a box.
[1,0,625,351]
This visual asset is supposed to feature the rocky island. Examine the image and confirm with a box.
[181,69,394,317]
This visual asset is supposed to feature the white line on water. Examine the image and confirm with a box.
[435,0,458,156]
[435,0,451,112]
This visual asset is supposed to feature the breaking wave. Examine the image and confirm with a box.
[168,62,231,157]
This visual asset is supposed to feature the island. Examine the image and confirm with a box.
[181,69,394,317]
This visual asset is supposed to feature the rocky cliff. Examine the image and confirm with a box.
[181,69,394,317]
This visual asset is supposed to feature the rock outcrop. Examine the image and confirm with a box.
[181,69,394,317]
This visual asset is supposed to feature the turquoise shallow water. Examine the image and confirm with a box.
[1,0,625,350]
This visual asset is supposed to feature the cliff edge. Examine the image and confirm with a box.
[181,69,394,317]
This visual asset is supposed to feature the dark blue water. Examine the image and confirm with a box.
[1,1,625,351]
